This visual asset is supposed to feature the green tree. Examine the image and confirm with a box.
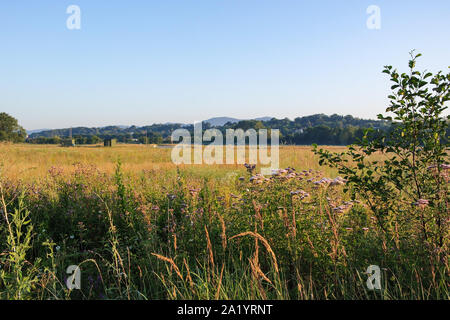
[314,52,449,250]
[0,113,27,143]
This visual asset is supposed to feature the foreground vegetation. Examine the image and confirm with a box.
[0,144,447,300]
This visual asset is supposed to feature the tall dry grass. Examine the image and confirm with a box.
[0,142,447,300]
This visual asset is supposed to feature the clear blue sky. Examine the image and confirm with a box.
[1,1,449,130]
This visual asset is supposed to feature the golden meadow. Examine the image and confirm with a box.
[0,143,342,181]
[0,142,448,299]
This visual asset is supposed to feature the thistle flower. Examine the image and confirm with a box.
[167,194,176,201]
[330,177,346,186]
[300,193,310,200]
[413,199,429,209]
[427,164,450,170]
[189,188,200,196]
[314,178,332,186]
[250,174,264,183]
[244,163,256,173]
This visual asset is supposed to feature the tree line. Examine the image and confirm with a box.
[1,112,448,146]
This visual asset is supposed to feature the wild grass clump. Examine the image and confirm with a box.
[0,158,448,300]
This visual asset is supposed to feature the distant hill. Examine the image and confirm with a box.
[254,117,273,122]
[204,116,273,126]
[27,128,51,135]
[203,117,240,126]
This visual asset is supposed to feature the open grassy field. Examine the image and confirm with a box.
[0,143,448,300]
[0,143,344,181]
